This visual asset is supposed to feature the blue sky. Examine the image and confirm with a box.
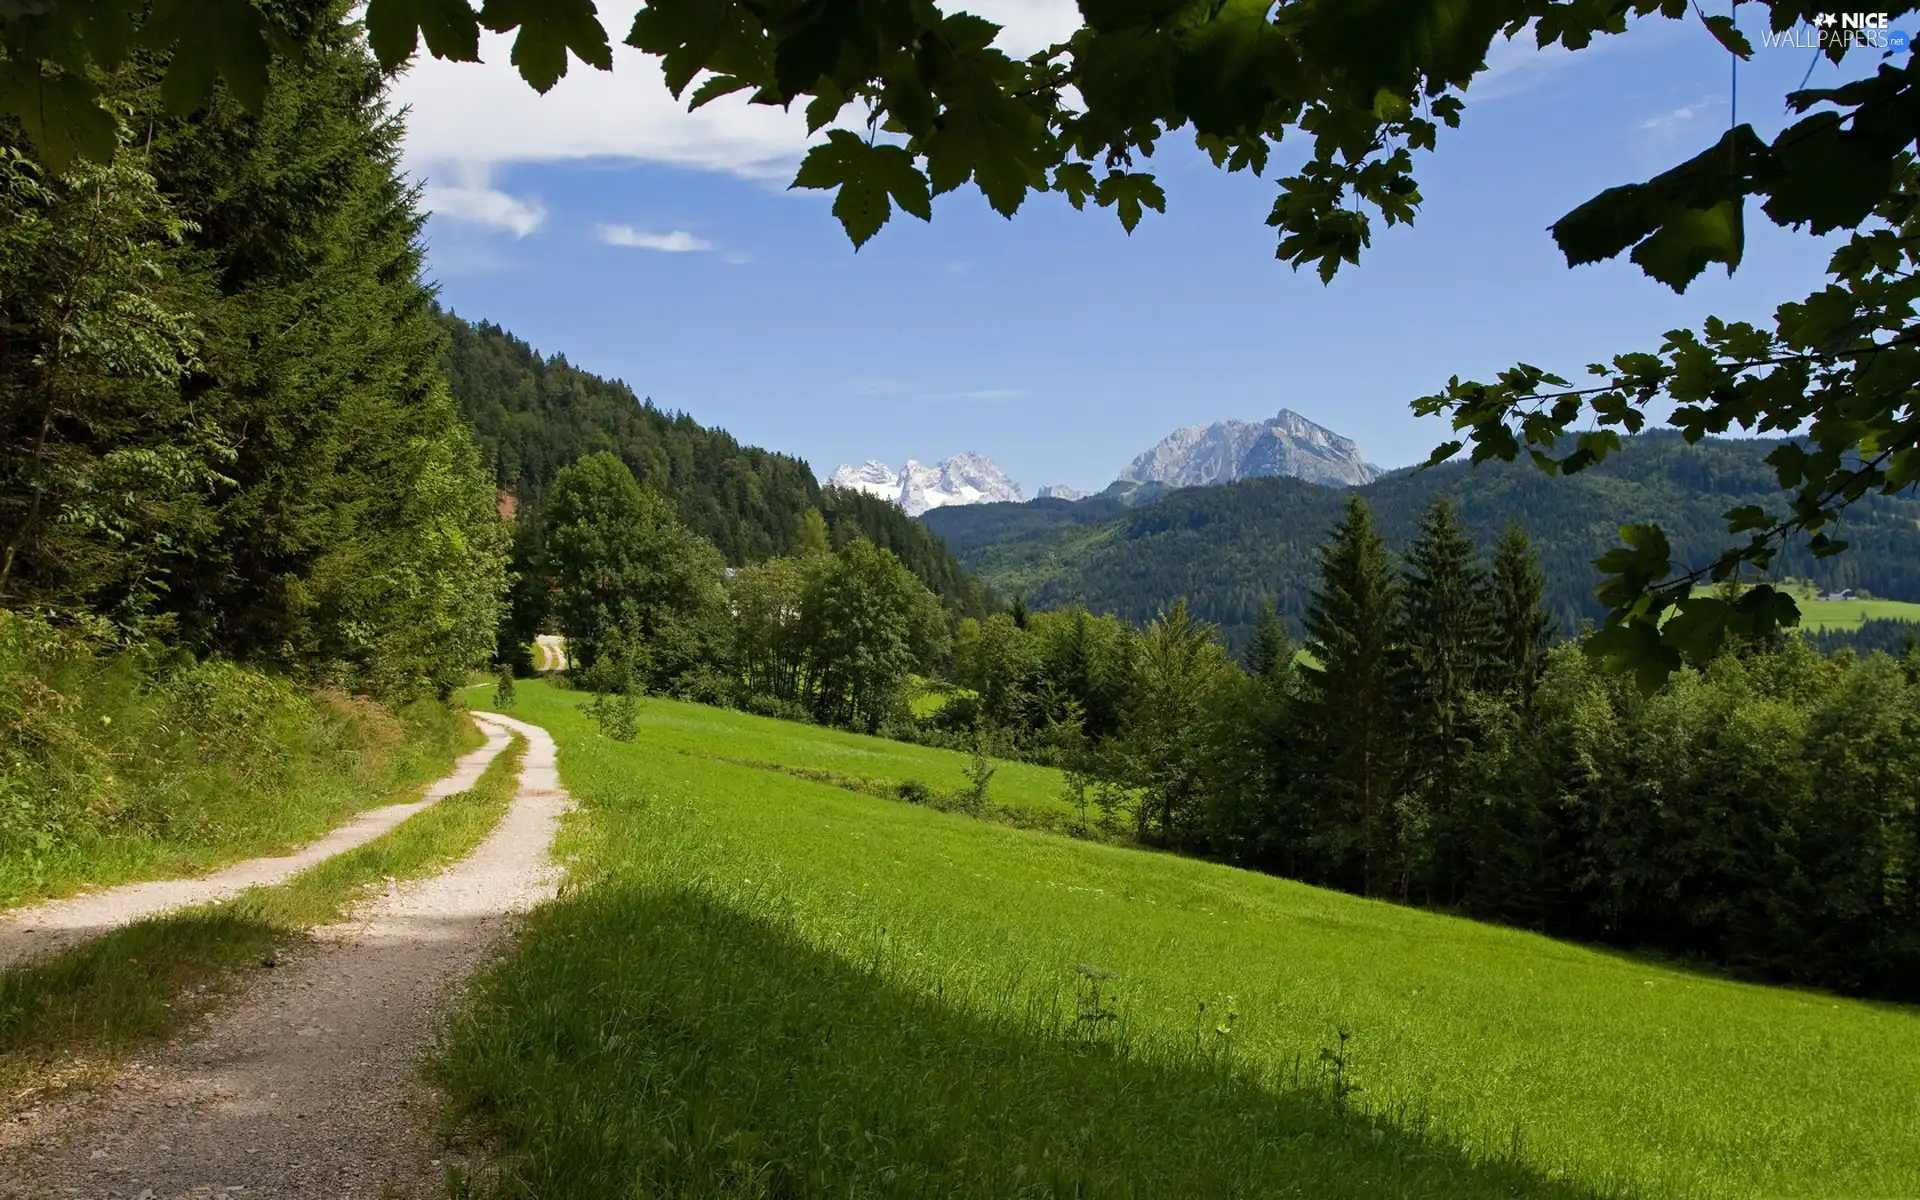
[392,5,1888,495]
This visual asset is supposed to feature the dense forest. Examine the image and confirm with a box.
[920,498,1920,1001]
[442,315,990,618]
[926,433,1920,649]
[0,2,504,699]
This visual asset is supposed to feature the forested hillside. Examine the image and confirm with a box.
[927,433,1920,647]
[442,315,989,616]
[0,2,503,698]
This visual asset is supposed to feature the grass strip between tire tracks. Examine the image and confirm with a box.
[0,731,525,1110]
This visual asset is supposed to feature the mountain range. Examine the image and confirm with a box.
[921,432,1920,649]
[833,408,1380,519]
[827,454,1026,517]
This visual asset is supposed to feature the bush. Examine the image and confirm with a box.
[739,691,814,724]
[896,779,933,805]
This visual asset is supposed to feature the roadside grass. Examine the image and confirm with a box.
[0,611,483,908]
[435,687,1920,1198]
[0,734,523,1109]
[481,679,1075,818]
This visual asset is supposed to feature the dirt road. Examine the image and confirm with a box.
[0,711,568,1199]
[0,721,516,970]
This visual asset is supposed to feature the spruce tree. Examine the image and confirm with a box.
[1238,595,1302,873]
[1300,496,1402,896]
[1489,519,1556,708]
[1248,596,1293,684]
[1398,494,1496,903]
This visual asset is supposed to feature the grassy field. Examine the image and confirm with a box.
[561,685,1078,819]
[1791,595,1920,631]
[0,734,523,1107]
[435,680,1920,1199]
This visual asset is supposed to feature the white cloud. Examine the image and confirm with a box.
[389,6,1080,179]
[418,166,547,236]
[933,388,1027,402]
[1640,98,1722,129]
[964,0,1082,55]
[392,34,812,181]
[597,225,714,252]
[1472,16,1676,102]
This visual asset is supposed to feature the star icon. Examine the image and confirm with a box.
[1813,11,1838,26]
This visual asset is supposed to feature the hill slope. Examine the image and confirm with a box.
[435,680,1920,1199]
[925,432,1920,645]
[441,314,988,614]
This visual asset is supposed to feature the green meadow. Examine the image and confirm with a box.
[437,679,1920,1198]
[1795,596,1920,631]
[1775,580,1920,631]
[590,685,1077,820]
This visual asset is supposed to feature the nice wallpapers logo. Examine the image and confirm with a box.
[1762,12,1913,50]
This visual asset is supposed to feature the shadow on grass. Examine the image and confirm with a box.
[435,882,1617,1200]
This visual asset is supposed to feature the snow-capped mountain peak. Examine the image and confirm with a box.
[828,453,1024,516]
[829,459,902,502]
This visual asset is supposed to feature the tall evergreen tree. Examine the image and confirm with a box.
[1489,519,1556,708]
[1248,597,1292,683]
[1398,494,1497,903]
[1,5,508,698]
[1221,596,1301,870]
[1299,497,1402,896]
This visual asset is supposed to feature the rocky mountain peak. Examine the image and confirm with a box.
[1117,409,1380,490]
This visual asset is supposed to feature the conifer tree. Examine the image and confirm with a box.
[1248,597,1293,685]
[1233,596,1302,872]
[1299,497,1402,896]
[1489,519,1556,708]
[1398,494,1496,903]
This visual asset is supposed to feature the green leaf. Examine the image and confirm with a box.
[1052,161,1096,210]
[770,0,860,101]
[1628,198,1744,291]
[688,73,753,110]
[1661,595,1730,664]
[143,0,273,114]
[804,78,848,134]
[365,0,483,71]
[626,0,768,99]
[792,130,930,248]
[1731,583,1800,637]
[1585,618,1682,695]
[1095,169,1166,233]
[479,0,612,93]
[1371,86,1411,122]
[1551,126,1765,289]
[1696,11,1752,59]
[1722,503,1771,533]
[0,63,117,170]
